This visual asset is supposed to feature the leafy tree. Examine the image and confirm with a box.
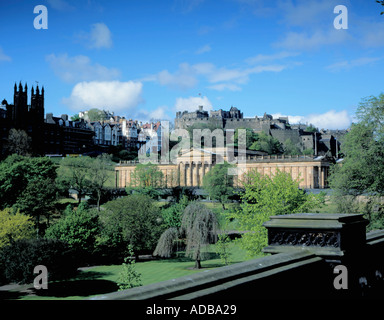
[87,108,107,121]
[153,227,179,258]
[70,114,80,121]
[181,202,218,269]
[14,178,57,228]
[377,0,384,15]
[57,156,93,204]
[100,194,164,258]
[127,163,164,199]
[0,155,58,232]
[45,203,99,259]
[305,124,318,133]
[117,244,142,290]
[202,162,234,209]
[154,202,218,269]
[88,154,114,210]
[230,169,324,257]
[129,163,164,188]
[161,195,189,228]
[0,208,35,249]
[249,132,283,154]
[233,128,257,149]
[6,128,31,156]
[283,138,302,155]
[328,93,384,229]
[215,233,232,266]
[0,238,78,284]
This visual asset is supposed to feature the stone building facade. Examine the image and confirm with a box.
[115,148,331,190]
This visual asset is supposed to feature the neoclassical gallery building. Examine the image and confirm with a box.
[115,148,332,190]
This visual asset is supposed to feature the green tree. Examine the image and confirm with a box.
[154,202,218,269]
[0,155,58,232]
[230,169,324,257]
[377,0,384,15]
[202,162,234,210]
[127,163,164,199]
[283,138,302,155]
[14,178,57,229]
[161,195,189,228]
[233,128,257,149]
[0,208,35,249]
[249,132,283,154]
[100,194,163,258]
[129,163,164,188]
[89,154,114,211]
[215,233,232,266]
[181,202,218,269]
[6,128,31,156]
[328,93,384,229]
[87,108,107,121]
[70,114,80,121]
[45,203,99,257]
[57,156,93,204]
[117,244,142,290]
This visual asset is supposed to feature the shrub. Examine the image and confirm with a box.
[0,208,35,250]
[117,244,142,291]
[45,203,99,262]
[0,238,78,284]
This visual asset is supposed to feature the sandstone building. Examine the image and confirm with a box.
[115,147,331,190]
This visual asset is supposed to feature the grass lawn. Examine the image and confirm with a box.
[5,241,255,300]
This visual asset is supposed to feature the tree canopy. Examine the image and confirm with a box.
[230,169,324,257]
[100,194,164,257]
[329,93,384,196]
[202,161,234,209]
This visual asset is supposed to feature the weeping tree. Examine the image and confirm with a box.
[153,202,218,269]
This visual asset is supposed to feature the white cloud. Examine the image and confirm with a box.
[77,23,113,49]
[135,106,173,122]
[326,57,381,72]
[272,110,352,130]
[196,44,211,54]
[0,47,11,62]
[275,29,349,51]
[207,83,242,91]
[89,23,112,49]
[156,63,198,90]
[150,61,288,92]
[62,81,143,112]
[46,53,120,83]
[246,51,300,64]
[175,95,213,112]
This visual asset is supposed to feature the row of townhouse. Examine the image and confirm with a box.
[85,118,162,152]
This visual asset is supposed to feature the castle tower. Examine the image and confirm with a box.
[12,82,28,128]
[31,84,45,123]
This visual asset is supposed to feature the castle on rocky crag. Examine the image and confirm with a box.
[175,105,346,158]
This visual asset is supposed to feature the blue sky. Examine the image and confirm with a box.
[1,0,384,129]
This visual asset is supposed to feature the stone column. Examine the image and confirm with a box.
[179,162,185,187]
[186,163,191,186]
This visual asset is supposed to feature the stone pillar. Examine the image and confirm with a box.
[186,163,191,186]
[193,162,199,187]
[179,162,185,187]
[263,213,369,262]
[199,162,204,186]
